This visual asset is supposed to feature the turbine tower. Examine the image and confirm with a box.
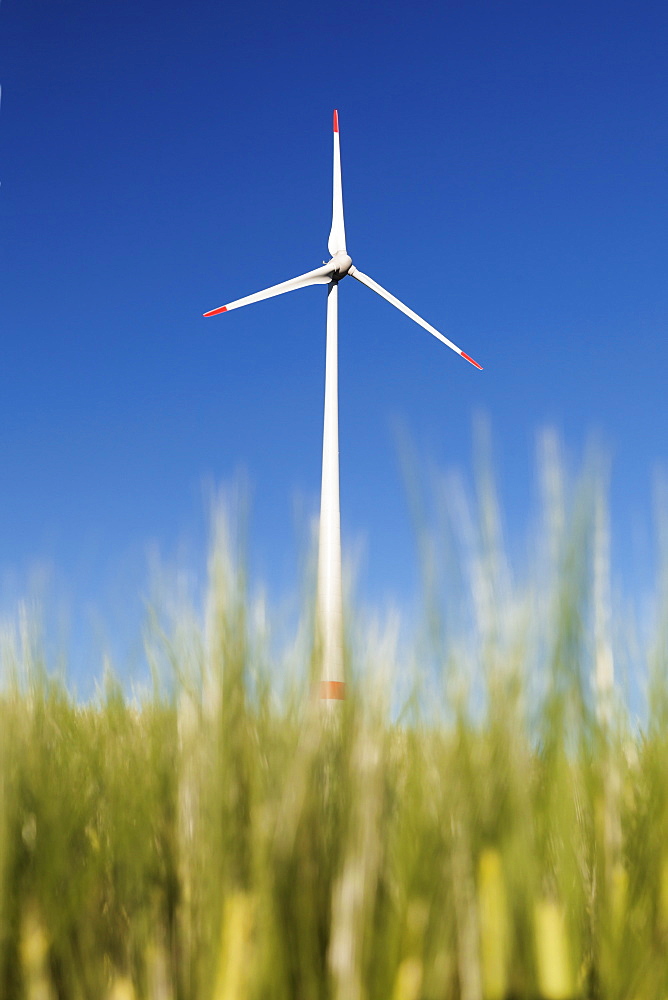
[204,111,482,700]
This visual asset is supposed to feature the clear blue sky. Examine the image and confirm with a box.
[1,0,667,690]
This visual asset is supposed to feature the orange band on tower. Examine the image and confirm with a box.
[319,680,346,700]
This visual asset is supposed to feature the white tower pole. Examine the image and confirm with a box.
[317,279,345,699]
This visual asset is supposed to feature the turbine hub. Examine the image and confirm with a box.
[329,252,352,279]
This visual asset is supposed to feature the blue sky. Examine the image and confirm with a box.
[1,0,667,690]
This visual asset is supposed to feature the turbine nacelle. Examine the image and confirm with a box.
[326,252,352,280]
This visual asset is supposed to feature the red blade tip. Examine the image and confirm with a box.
[203,306,227,317]
[461,351,483,370]
[333,109,339,133]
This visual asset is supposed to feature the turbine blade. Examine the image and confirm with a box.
[348,267,483,369]
[327,110,347,256]
[203,263,332,317]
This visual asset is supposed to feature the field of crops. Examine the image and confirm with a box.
[2,442,668,999]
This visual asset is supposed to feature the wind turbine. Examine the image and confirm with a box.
[204,111,482,700]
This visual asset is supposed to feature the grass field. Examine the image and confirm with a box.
[2,440,668,999]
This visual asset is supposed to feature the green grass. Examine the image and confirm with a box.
[2,442,668,999]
